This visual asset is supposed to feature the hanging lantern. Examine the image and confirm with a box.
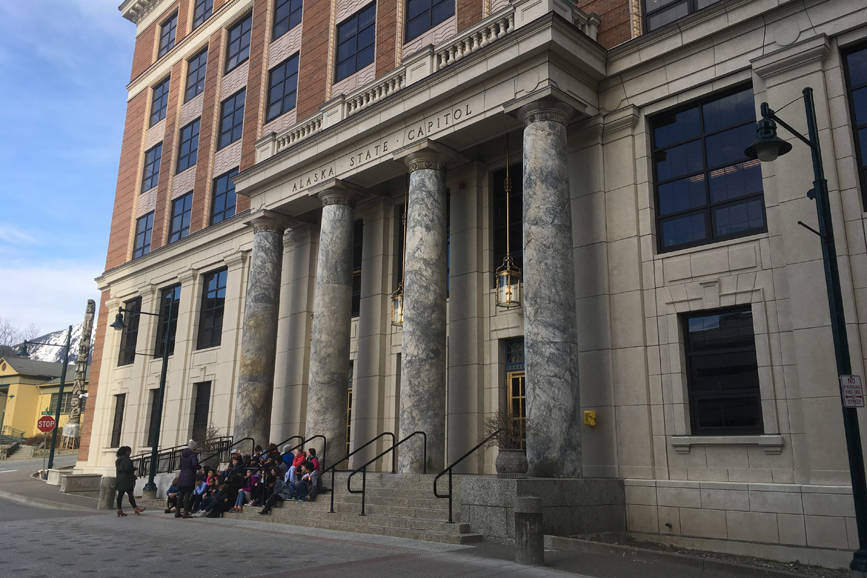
[496,142,521,309]
[392,185,408,326]
[391,283,404,326]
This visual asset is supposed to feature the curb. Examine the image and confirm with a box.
[0,487,95,512]
[545,535,813,578]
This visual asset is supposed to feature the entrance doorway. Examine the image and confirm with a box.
[504,337,525,449]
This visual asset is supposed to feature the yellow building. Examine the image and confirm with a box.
[0,357,87,439]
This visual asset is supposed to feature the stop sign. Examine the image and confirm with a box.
[37,415,56,433]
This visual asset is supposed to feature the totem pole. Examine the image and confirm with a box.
[63,299,95,447]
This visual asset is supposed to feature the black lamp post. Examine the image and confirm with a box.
[110,297,174,495]
[18,325,72,472]
[746,87,867,572]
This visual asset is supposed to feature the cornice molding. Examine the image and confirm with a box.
[119,0,162,24]
[751,33,829,80]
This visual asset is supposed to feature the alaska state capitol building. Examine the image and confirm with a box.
[75,0,867,565]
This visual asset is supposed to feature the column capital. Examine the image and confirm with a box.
[393,140,457,173]
[504,86,587,126]
[310,178,360,206]
[244,209,289,234]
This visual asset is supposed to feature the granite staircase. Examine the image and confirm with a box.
[236,472,483,544]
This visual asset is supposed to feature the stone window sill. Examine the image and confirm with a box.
[671,434,784,455]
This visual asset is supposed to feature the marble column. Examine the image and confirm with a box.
[305,185,355,467]
[520,100,582,478]
[233,212,285,448]
[398,148,449,473]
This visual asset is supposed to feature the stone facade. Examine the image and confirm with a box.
[81,0,867,566]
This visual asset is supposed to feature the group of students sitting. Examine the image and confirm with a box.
[164,444,323,518]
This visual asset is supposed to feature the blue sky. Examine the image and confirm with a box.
[0,1,134,333]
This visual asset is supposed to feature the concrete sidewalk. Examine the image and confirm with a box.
[0,463,846,577]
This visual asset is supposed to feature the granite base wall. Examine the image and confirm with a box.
[451,476,625,541]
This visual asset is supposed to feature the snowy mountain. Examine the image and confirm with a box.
[23,323,93,365]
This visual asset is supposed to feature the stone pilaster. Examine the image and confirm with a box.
[305,183,355,466]
[519,99,582,477]
[398,145,450,473]
[233,212,285,448]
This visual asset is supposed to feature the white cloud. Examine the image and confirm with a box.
[0,262,102,333]
[0,224,39,246]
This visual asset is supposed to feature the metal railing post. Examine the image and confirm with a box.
[448,469,453,523]
[360,467,367,516]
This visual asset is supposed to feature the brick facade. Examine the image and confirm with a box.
[578,0,632,48]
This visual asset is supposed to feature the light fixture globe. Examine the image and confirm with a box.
[391,284,404,326]
[109,309,126,331]
[495,255,521,309]
[745,117,792,162]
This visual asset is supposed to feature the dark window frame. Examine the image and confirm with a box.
[273,0,303,40]
[168,192,193,244]
[335,2,376,82]
[117,297,142,366]
[110,394,126,449]
[192,0,214,29]
[48,392,74,415]
[133,212,154,259]
[197,268,228,349]
[405,0,454,42]
[843,42,867,208]
[682,305,763,436]
[176,118,201,173]
[211,168,239,225]
[154,284,182,357]
[150,77,171,126]
[190,381,212,441]
[145,388,159,447]
[218,88,246,149]
[158,11,178,58]
[225,13,253,73]
[642,0,722,33]
[650,84,767,253]
[185,48,208,102]
[141,143,162,192]
[266,55,299,122]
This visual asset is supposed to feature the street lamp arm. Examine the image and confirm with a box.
[22,339,71,350]
[118,306,161,318]
[760,102,814,149]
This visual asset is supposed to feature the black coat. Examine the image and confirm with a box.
[115,456,136,492]
[178,448,199,487]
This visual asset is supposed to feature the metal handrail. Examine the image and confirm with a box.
[198,436,255,468]
[347,431,426,516]
[322,432,396,513]
[274,435,304,452]
[434,430,499,523]
[279,434,327,470]
[131,442,187,475]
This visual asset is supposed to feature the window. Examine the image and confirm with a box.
[225,13,252,72]
[176,118,201,173]
[266,56,299,121]
[168,192,193,243]
[145,388,159,447]
[352,220,364,317]
[844,43,867,207]
[158,12,178,58]
[192,0,213,29]
[185,49,208,102]
[211,168,239,224]
[405,0,453,42]
[150,77,170,126]
[682,306,762,435]
[110,394,126,448]
[197,268,228,349]
[117,297,142,366]
[48,392,74,415]
[504,337,525,450]
[218,89,245,149]
[154,284,181,357]
[273,0,303,40]
[141,143,162,192]
[133,212,154,259]
[492,163,522,285]
[336,3,376,82]
[651,86,765,252]
[643,0,722,33]
[190,382,211,441]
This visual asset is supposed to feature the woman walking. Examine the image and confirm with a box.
[115,446,143,516]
